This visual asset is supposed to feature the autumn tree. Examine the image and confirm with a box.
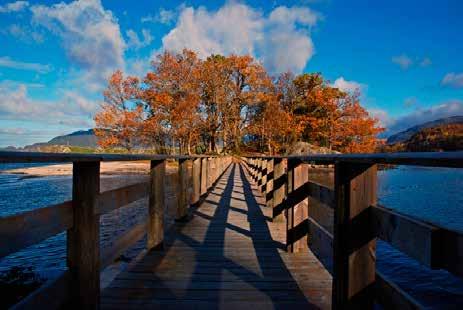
[94,70,143,151]
[143,49,201,154]
[198,55,230,153]
[222,55,272,152]
[336,93,384,153]
[95,50,383,155]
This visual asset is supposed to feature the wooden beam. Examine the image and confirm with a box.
[67,161,100,308]
[96,182,149,215]
[176,159,190,221]
[147,160,165,250]
[333,162,377,309]
[307,181,335,209]
[257,158,263,186]
[191,158,201,206]
[200,158,207,196]
[0,201,73,259]
[372,205,440,268]
[260,159,268,193]
[272,158,286,222]
[265,158,274,208]
[308,216,334,274]
[286,159,309,253]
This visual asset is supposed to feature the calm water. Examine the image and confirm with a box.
[1,163,462,308]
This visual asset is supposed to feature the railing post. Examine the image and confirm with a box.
[333,162,377,309]
[257,158,263,186]
[176,158,190,221]
[286,158,309,253]
[253,158,258,181]
[200,157,207,196]
[147,159,165,250]
[206,157,212,189]
[68,161,100,309]
[272,158,286,222]
[191,158,201,206]
[265,158,274,208]
[260,159,268,193]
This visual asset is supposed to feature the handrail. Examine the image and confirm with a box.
[0,154,233,309]
[0,151,216,163]
[241,154,462,309]
[244,151,463,168]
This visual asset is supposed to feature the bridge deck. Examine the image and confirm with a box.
[101,163,332,309]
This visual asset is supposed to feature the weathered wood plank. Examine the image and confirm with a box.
[333,162,377,309]
[67,161,100,308]
[272,158,286,222]
[308,216,334,274]
[246,152,463,168]
[191,158,201,205]
[96,182,149,215]
[0,201,73,258]
[101,163,332,310]
[200,157,208,196]
[101,220,147,269]
[147,160,165,250]
[176,159,190,221]
[307,181,335,209]
[372,205,440,268]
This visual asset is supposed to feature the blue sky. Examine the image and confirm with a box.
[0,0,462,147]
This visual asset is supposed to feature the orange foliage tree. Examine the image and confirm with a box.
[94,50,383,154]
[94,70,143,151]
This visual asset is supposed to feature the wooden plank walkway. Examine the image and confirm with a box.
[101,163,332,309]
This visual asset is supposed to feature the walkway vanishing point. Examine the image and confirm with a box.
[2,151,463,309]
[101,163,332,309]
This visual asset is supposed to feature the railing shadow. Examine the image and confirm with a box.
[106,163,318,307]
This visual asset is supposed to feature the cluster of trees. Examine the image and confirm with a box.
[381,124,463,152]
[95,49,383,155]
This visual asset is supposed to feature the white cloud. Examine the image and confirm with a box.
[126,29,153,50]
[0,84,96,127]
[0,1,29,13]
[31,0,126,87]
[1,24,44,43]
[441,72,463,89]
[142,8,176,25]
[160,2,320,73]
[0,56,52,73]
[332,77,364,93]
[367,108,393,129]
[392,54,413,70]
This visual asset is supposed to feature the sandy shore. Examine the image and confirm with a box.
[0,161,180,177]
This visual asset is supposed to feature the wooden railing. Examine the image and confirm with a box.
[0,152,232,309]
[242,152,463,309]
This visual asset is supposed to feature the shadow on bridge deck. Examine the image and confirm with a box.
[101,163,332,309]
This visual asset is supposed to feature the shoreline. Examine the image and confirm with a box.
[0,161,151,177]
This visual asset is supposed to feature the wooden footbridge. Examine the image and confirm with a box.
[1,151,462,309]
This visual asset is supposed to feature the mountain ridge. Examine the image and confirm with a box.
[387,116,463,144]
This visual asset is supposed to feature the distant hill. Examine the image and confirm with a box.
[406,123,463,152]
[47,129,97,147]
[387,116,463,144]
[23,129,98,151]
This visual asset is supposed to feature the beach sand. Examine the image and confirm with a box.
[1,161,154,177]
